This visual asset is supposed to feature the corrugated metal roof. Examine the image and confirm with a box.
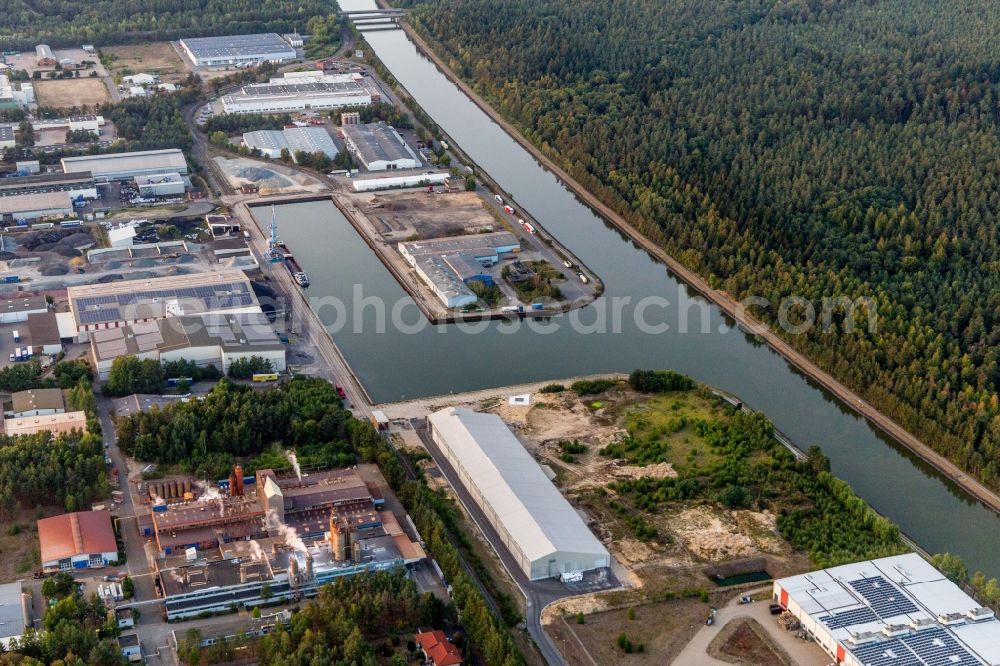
[37,511,117,563]
[428,407,609,564]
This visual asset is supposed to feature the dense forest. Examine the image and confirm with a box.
[396,0,1000,490]
[0,0,328,50]
[115,377,356,478]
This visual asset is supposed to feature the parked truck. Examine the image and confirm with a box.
[12,330,19,343]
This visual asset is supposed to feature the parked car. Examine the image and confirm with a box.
[769,603,784,615]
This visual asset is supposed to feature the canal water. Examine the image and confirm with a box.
[256,1,1000,576]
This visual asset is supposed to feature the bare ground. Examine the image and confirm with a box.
[547,598,712,665]
[34,78,111,108]
[708,618,794,666]
[104,43,188,82]
[348,190,499,241]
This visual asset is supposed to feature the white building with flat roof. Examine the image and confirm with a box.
[427,407,610,580]
[134,173,186,197]
[180,33,296,67]
[0,582,30,648]
[221,72,371,114]
[61,149,188,181]
[774,553,1000,666]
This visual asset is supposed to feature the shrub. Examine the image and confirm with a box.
[628,369,695,393]
[540,383,565,393]
[571,378,617,395]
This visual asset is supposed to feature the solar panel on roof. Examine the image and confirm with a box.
[901,628,981,666]
[850,639,922,666]
[849,577,919,619]
[819,607,879,629]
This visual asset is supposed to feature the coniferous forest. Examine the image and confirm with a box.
[395,0,1000,489]
[0,0,326,49]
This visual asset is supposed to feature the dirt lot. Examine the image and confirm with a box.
[349,190,500,241]
[0,506,67,582]
[34,78,111,109]
[708,618,793,665]
[103,43,188,83]
[547,597,712,665]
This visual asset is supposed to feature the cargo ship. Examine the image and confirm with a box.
[275,243,311,287]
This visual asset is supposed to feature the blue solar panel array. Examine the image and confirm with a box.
[851,638,923,666]
[849,576,919,619]
[820,607,879,629]
[75,281,253,324]
[901,628,980,666]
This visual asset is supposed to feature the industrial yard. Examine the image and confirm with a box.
[338,185,602,321]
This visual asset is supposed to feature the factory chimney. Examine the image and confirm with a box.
[229,465,245,496]
[305,552,314,581]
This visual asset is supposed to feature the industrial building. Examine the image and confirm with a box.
[0,171,97,199]
[341,122,420,171]
[774,553,1000,666]
[26,312,64,355]
[3,411,88,437]
[242,126,339,161]
[35,45,56,67]
[411,255,479,309]
[398,232,520,309]
[0,125,13,149]
[427,408,610,580]
[107,224,136,247]
[221,72,371,114]
[180,34,297,67]
[67,270,261,336]
[0,191,73,222]
[61,149,188,181]
[134,172,186,197]
[0,296,48,324]
[31,115,103,134]
[140,465,425,619]
[38,510,118,571]
[6,388,64,418]
[0,582,30,648]
[89,311,286,379]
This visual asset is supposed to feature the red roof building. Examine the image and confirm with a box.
[38,511,118,571]
[414,630,462,666]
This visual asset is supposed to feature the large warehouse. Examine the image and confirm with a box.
[90,312,286,380]
[427,407,610,580]
[0,192,73,222]
[774,553,1000,666]
[0,171,96,199]
[243,126,339,161]
[67,270,262,337]
[342,122,420,171]
[180,34,297,67]
[221,73,371,114]
[38,511,118,571]
[61,149,188,181]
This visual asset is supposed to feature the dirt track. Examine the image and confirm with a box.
[389,14,1000,517]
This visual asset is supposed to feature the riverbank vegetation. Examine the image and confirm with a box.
[397,0,1000,493]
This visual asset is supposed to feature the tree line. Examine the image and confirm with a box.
[398,0,1000,493]
[0,0,330,50]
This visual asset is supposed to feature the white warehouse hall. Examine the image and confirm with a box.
[427,407,610,581]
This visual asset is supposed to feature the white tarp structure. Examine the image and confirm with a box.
[428,407,610,580]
